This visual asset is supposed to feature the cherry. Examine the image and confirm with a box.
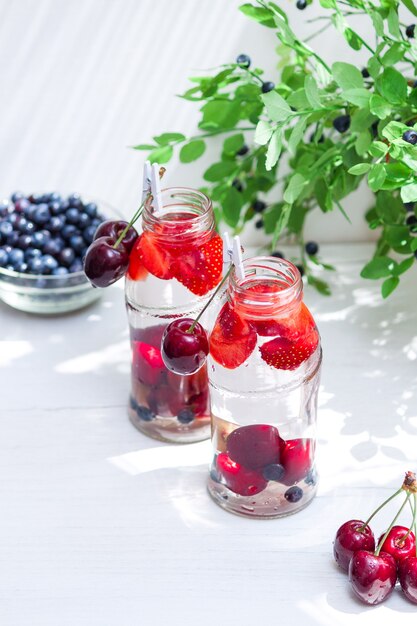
[348,550,397,605]
[94,220,138,252]
[83,236,129,287]
[226,424,284,470]
[377,525,416,562]
[399,556,417,603]
[216,452,267,496]
[333,520,375,572]
[161,318,209,375]
[280,438,314,485]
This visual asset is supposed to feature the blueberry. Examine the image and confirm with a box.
[370,120,379,138]
[69,259,83,273]
[253,199,266,213]
[236,144,249,157]
[232,179,243,192]
[52,266,69,276]
[0,222,13,239]
[69,235,85,254]
[262,463,285,481]
[333,115,351,133]
[261,81,275,93]
[43,239,63,256]
[33,204,51,225]
[406,24,415,38]
[407,214,417,226]
[40,254,58,274]
[405,203,416,212]
[177,408,195,424]
[49,201,64,216]
[296,263,305,277]
[83,202,98,218]
[361,68,370,78]
[8,248,25,266]
[28,193,43,204]
[25,248,42,261]
[77,213,91,229]
[83,225,97,244]
[28,257,43,274]
[236,53,251,68]
[32,231,47,247]
[65,208,80,224]
[11,191,24,203]
[305,468,317,486]
[136,404,155,422]
[16,217,28,232]
[305,241,319,256]
[6,231,19,247]
[284,486,304,503]
[0,201,9,218]
[403,129,417,145]
[0,248,9,266]
[296,0,307,9]
[49,216,65,232]
[18,234,33,250]
[7,213,19,226]
[62,224,78,240]
[68,193,82,208]
[271,250,285,259]
[48,192,61,203]
[59,247,75,267]
[13,261,28,273]
[255,218,264,229]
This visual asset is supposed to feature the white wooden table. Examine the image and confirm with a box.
[1,244,417,626]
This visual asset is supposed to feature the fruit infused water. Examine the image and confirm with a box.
[125,188,222,443]
[207,257,322,518]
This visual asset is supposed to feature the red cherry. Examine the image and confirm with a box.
[84,236,129,287]
[348,550,397,605]
[226,424,284,470]
[280,438,314,485]
[94,220,138,252]
[132,341,165,387]
[377,525,416,562]
[216,452,267,496]
[161,318,209,375]
[399,555,417,603]
[333,520,375,571]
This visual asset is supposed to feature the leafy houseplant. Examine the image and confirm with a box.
[134,0,417,297]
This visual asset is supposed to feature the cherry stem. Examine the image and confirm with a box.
[359,487,403,532]
[186,264,234,334]
[415,493,417,558]
[375,493,411,556]
[113,196,149,249]
[402,495,417,544]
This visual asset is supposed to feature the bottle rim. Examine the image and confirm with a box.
[142,187,214,236]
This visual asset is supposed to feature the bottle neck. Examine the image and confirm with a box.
[228,257,303,317]
[142,187,214,246]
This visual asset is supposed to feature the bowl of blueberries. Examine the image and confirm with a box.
[0,191,119,314]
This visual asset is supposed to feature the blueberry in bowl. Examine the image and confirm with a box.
[0,191,121,314]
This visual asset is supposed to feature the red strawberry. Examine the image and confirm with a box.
[173,233,223,296]
[216,452,267,496]
[281,438,314,485]
[259,328,319,370]
[132,341,166,386]
[127,236,149,281]
[209,302,257,369]
[138,231,175,280]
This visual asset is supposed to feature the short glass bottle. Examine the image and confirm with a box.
[125,187,222,444]
[207,257,322,518]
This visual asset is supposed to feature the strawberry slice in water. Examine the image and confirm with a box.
[132,341,166,386]
[280,438,314,485]
[259,328,319,371]
[215,452,267,496]
[138,231,175,280]
[127,236,149,281]
[173,233,223,296]
[209,302,257,369]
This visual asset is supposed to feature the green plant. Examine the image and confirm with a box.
[134,0,417,297]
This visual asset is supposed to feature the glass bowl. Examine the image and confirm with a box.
[0,195,123,315]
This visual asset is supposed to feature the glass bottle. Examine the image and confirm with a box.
[125,187,222,444]
[207,256,322,518]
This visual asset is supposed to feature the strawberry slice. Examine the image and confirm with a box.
[259,328,319,371]
[127,236,149,281]
[209,302,257,369]
[138,231,175,280]
[215,452,267,496]
[173,233,223,296]
[132,341,166,386]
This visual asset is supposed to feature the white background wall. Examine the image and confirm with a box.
[0,0,413,244]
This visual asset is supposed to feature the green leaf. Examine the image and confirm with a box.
[272,204,292,245]
[319,0,337,8]
[368,163,386,191]
[332,62,364,91]
[393,256,415,276]
[288,118,307,156]
[239,3,276,27]
[223,133,244,154]
[179,139,206,163]
[132,144,156,150]
[203,161,237,182]
[284,173,307,204]
[254,120,274,146]
[154,132,185,145]
[304,75,321,108]
[387,9,402,39]
[148,145,174,164]
[265,128,283,170]
[221,186,243,227]
[355,131,372,156]
[343,88,371,107]
[412,238,417,252]
[261,91,292,122]
[381,276,400,298]
[369,94,391,119]
[307,275,331,296]
[369,141,389,158]
[376,68,407,105]
[360,256,397,279]
[381,42,404,66]
[400,0,417,18]
[263,203,283,234]
[348,163,371,175]
[370,11,384,37]
[385,225,412,252]
[344,28,363,51]
[401,184,417,202]
[200,100,240,129]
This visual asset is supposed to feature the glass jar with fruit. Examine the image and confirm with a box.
[207,256,322,518]
[125,187,222,443]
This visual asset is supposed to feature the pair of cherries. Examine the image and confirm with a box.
[334,471,417,605]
